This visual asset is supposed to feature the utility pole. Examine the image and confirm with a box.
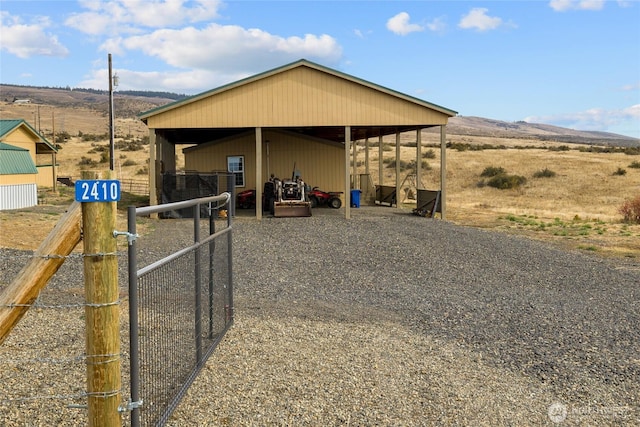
[108,54,115,171]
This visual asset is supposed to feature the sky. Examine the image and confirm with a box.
[1,0,639,138]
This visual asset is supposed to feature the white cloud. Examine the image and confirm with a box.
[621,82,640,91]
[65,0,223,35]
[426,17,447,33]
[66,1,342,92]
[549,0,605,11]
[353,29,373,39]
[458,8,504,31]
[525,105,640,135]
[386,12,424,36]
[0,12,69,58]
[109,23,341,74]
[77,67,245,92]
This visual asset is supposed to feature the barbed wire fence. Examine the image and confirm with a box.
[1,190,234,426]
[0,249,133,426]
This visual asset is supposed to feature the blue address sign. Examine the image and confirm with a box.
[75,179,121,202]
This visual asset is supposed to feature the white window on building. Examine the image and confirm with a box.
[227,155,245,187]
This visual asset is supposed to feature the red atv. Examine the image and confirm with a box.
[236,189,256,209]
[308,187,342,209]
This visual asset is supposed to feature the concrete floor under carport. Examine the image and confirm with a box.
[232,204,428,220]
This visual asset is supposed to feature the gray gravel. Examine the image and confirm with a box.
[2,206,639,425]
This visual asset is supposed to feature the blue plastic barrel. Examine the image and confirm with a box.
[350,189,361,208]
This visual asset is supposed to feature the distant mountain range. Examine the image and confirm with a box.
[1,84,638,147]
[444,116,639,146]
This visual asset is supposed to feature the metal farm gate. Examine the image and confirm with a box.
[126,193,234,427]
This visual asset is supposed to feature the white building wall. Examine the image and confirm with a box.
[0,183,38,210]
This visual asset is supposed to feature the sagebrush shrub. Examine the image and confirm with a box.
[481,166,506,177]
[78,156,97,167]
[613,167,627,176]
[422,149,436,159]
[619,196,640,224]
[628,161,640,169]
[487,174,527,190]
[533,168,557,178]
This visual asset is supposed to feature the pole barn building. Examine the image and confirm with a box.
[138,59,457,219]
[0,119,58,210]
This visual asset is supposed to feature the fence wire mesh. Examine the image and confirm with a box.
[130,194,233,427]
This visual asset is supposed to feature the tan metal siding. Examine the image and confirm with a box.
[1,127,38,162]
[266,133,344,192]
[184,133,256,188]
[184,130,345,193]
[35,166,54,187]
[0,173,37,185]
[146,67,449,129]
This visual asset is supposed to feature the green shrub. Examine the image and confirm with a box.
[628,161,640,169]
[487,174,527,190]
[81,132,109,142]
[533,168,557,178]
[548,145,571,152]
[78,156,97,167]
[613,167,627,176]
[422,149,436,159]
[386,159,409,170]
[480,166,506,177]
[619,195,640,224]
[624,146,640,155]
[122,159,136,166]
[116,140,144,151]
[54,131,70,143]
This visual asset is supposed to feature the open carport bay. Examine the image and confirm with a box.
[162,207,639,425]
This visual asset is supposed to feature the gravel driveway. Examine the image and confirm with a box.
[2,206,639,426]
[166,207,639,426]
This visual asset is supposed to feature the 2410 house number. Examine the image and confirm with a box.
[75,180,121,202]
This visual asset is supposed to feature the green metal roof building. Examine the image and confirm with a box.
[0,119,55,210]
[0,141,39,175]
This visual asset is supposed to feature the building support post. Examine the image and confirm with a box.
[352,136,357,188]
[364,137,370,177]
[345,126,351,219]
[148,130,157,206]
[378,135,383,187]
[255,127,263,220]
[416,128,422,190]
[395,131,401,208]
[440,125,447,220]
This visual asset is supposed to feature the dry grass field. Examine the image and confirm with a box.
[1,97,639,260]
[356,131,640,260]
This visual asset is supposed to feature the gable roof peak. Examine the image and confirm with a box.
[139,58,457,121]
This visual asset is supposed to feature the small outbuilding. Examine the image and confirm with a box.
[0,119,58,210]
[139,59,457,219]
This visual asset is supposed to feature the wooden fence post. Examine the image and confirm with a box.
[81,170,122,426]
